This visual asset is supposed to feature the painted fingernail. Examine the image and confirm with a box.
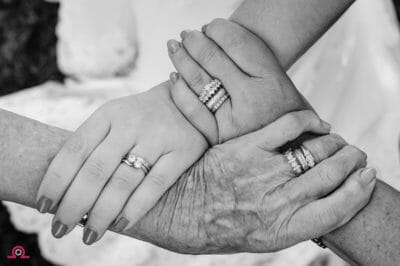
[201,24,208,33]
[321,121,331,131]
[52,221,68,238]
[36,196,52,213]
[169,72,179,84]
[361,168,376,184]
[167,39,180,53]
[83,227,98,245]
[180,30,190,39]
[113,217,129,233]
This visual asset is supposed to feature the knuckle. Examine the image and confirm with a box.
[112,173,133,190]
[45,168,64,183]
[286,113,303,130]
[319,164,341,186]
[84,159,107,180]
[344,145,367,163]
[198,46,219,65]
[64,134,86,155]
[147,174,168,189]
[329,134,347,147]
[188,71,207,89]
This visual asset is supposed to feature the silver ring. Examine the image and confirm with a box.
[199,79,230,113]
[199,79,221,104]
[78,213,89,227]
[122,153,152,175]
[284,149,303,176]
[206,87,229,113]
[294,148,309,172]
[300,145,316,168]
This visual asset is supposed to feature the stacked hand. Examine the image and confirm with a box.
[35,19,376,249]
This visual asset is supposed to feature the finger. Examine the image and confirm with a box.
[243,110,331,150]
[80,141,161,245]
[82,163,145,245]
[50,132,134,239]
[180,30,247,99]
[203,18,281,77]
[169,72,219,145]
[167,39,212,95]
[288,144,368,201]
[113,152,188,232]
[36,109,110,213]
[288,167,376,242]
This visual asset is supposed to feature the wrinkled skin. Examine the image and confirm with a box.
[128,128,370,254]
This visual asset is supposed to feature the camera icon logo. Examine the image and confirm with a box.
[7,245,30,259]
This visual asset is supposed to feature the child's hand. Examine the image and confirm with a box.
[167,19,310,144]
[35,84,208,244]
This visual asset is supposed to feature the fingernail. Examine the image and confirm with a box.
[167,39,180,53]
[201,24,208,33]
[180,30,190,39]
[52,221,68,238]
[321,121,331,131]
[113,217,129,233]
[83,227,98,245]
[36,196,52,213]
[361,168,376,184]
[169,72,179,84]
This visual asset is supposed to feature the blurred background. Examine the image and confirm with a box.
[1,0,400,265]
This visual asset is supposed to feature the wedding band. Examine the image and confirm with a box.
[294,148,309,172]
[300,145,316,168]
[199,79,230,113]
[284,149,303,176]
[122,153,152,175]
[78,214,89,227]
[206,88,229,113]
[199,79,221,104]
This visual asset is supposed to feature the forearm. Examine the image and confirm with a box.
[325,182,400,265]
[230,0,355,69]
[0,109,204,252]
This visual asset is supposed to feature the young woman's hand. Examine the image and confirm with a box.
[167,19,309,144]
[35,84,208,245]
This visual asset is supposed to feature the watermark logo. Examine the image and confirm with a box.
[7,245,30,259]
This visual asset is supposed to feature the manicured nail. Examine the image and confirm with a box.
[201,24,208,33]
[180,30,190,39]
[113,217,129,233]
[169,72,179,84]
[167,39,180,53]
[83,227,98,245]
[361,168,376,184]
[321,121,331,131]
[52,221,68,238]
[36,196,52,213]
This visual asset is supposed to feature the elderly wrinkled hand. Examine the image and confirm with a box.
[132,110,376,253]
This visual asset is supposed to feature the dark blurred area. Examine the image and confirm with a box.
[394,0,400,23]
[0,0,63,96]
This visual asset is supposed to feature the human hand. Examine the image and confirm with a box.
[131,110,376,253]
[35,84,208,244]
[167,19,308,144]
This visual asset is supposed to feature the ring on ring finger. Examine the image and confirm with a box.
[284,145,316,176]
[198,79,229,113]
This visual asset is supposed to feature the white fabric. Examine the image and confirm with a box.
[1,0,400,265]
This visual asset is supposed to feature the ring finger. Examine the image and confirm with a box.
[81,143,160,245]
